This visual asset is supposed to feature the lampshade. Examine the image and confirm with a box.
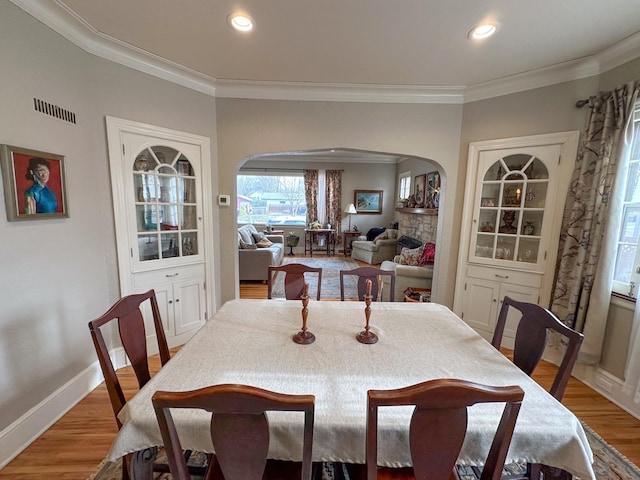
[344,204,357,214]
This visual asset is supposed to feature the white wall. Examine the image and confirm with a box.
[0,2,218,463]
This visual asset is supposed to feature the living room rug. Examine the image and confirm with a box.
[269,256,360,300]
[88,421,640,480]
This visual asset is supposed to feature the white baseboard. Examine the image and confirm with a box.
[0,347,126,469]
[0,362,103,469]
[544,346,640,420]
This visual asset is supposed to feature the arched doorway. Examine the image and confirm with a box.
[235,147,445,302]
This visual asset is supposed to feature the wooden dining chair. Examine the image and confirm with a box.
[366,378,524,480]
[88,289,204,479]
[339,266,396,301]
[492,296,584,402]
[152,384,315,480]
[491,297,584,480]
[267,263,323,300]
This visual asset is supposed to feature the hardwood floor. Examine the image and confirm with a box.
[2,263,639,479]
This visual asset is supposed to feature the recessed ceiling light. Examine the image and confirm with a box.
[227,13,255,32]
[468,23,499,40]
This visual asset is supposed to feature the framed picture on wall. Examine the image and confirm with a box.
[0,144,69,221]
[426,171,441,208]
[354,190,383,214]
[414,174,426,206]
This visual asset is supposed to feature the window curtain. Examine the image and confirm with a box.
[622,88,640,402]
[325,170,343,239]
[304,169,318,226]
[551,82,639,366]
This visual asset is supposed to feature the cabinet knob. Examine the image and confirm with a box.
[166,273,179,278]
[494,274,509,279]
[168,300,173,304]
[493,298,497,302]
[176,298,180,302]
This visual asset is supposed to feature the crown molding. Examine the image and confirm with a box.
[214,80,464,104]
[11,0,640,105]
[464,57,601,103]
[596,30,640,73]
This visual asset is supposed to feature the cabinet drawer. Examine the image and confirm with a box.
[133,263,205,289]
[467,265,542,288]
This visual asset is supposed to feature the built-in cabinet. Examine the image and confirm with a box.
[453,132,579,345]
[107,117,214,349]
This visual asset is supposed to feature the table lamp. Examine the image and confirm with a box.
[344,203,357,231]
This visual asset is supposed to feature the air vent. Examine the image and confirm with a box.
[33,98,76,124]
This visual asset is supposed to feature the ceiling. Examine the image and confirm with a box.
[13,0,640,103]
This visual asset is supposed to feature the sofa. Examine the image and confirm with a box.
[350,229,399,264]
[379,243,435,301]
[238,224,285,281]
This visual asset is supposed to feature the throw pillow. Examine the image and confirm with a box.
[398,245,424,266]
[238,226,255,245]
[240,240,257,249]
[252,232,266,243]
[256,237,273,248]
[373,231,389,243]
[418,242,436,266]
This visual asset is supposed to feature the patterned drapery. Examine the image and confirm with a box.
[303,169,318,226]
[325,170,343,239]
[551,82,639,365]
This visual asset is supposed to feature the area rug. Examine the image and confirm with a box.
[269,256,360,300]
[89,421,640,479]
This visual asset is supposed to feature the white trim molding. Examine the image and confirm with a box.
[214,79,465,104]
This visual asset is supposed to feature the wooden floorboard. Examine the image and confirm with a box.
[2,255,639,479]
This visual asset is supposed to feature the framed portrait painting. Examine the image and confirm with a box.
[354,190,383,214]
[0,144,69,221]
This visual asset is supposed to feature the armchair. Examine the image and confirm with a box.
[350,229,398,265]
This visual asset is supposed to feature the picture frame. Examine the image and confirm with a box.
[425,171,441,208]
[414,174,426,206]
[0,144,68,221]
[354,190,383,214]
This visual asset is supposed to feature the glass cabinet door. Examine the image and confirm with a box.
[132,146,199,263]
[471,153,549,268]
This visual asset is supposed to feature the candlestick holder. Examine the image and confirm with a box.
[356,291,378,344]
[293,292,315,345]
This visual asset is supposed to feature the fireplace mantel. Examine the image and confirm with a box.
[395,207,438,216]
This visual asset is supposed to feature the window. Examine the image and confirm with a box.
[237,174,307,226]
[613,105,640,298]
[398,171,411,200]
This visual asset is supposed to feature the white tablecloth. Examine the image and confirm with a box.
[108,299,594,479]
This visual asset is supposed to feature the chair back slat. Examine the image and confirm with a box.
[118,309,151,388]
[409,408,467,479]
[210,413,270,480]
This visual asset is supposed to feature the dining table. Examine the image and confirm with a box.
[107,299,595,480]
